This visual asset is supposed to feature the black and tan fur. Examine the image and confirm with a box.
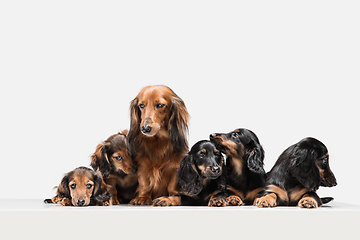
[255,137,337,208]
[153,140,226,207]
[210,128,266,206]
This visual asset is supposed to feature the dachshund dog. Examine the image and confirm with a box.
[91,131,138,205]
[44,166,111,206]
[127,85,189,205]
[153,140,226,207]
[255,137,337,208]
[210,128,266,206]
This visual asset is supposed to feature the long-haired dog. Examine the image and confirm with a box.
[210,128,266,206]
[44,166,111,206]
[255,137,337,208]
[153,140,226,207]
[127,85,189,205]
[91,131,138,205]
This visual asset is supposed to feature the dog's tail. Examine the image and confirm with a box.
[320,197,334,205]
[44,199,53,204]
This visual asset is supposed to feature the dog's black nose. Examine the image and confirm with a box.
[211,166,221,174]
[77,199,85,206]
[142,125,152,134]
[209,133,216,140]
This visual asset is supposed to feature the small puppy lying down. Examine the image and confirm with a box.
[44,166,111,206]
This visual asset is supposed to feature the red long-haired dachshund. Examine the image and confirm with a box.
[91,131,138,205]
[44,166,111,206]
[127,85,189,205]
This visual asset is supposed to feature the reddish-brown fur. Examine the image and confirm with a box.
[44,167,111,206]
[91,131,138,205]
[127,85,189,205]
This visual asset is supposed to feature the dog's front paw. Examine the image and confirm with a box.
[254,194,277,208]
[208,196,227,207]
[298,196,318,208]
[226,195,244,206]
[153,197,171,207]
[130,197,152,205]
[99,199,112,206]
[153,196,181,207]
[60,198,72,206]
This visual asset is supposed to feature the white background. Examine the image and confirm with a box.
[1,1,359,205]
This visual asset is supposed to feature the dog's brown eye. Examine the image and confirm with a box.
[86,184,92,189]
[115,156,122,161]
[139,104,145,109]
[199,152,205,158]
[156,103,165,109]
[70,183,76,189]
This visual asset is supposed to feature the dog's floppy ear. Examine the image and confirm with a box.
[93,171,111,203]
[91,142,111,178]
[177,154,203,195]
[246,143,265,174]
[127,98,141,156]
[56,173,71,199]
[289,148,321,191]
[168,96,189,152]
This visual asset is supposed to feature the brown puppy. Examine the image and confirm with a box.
[44,166,111,206]
[127,85,189,205]
[91,131,138,205]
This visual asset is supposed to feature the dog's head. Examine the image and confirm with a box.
[91,131,137,178]
[287,137,337,191]
[177,140,224,195]
[210,128,265,175]
[128,85,189,152]
[56,167,110,206]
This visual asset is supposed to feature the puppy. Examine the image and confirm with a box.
[153,140,226,207]
[255,137,337,208]
[44,166,111,206]
[127,85,189,205]
[210,128,266,206]
[91,131,138,204]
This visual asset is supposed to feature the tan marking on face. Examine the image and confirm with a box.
[214,149,218,153]
[222,139,239,156]
[69,172,94,206]
[201,149,206,153]
[197,165,206,173]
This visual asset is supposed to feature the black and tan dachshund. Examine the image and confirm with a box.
[255,137,337,208]
[210,128,266,206]
[152,140,227,207]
